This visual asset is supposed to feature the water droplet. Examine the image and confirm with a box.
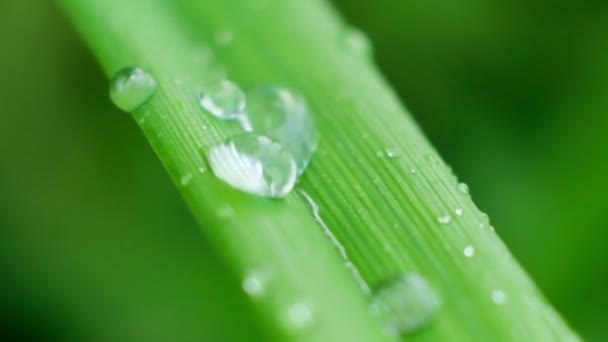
[410,168,417,174]
[342,27,372,57]
[198,80,246,120]
[463,245,475,258]
[370,273,441,335]
[385,148,401,158]
[180,172,193,186]
[455,208,464,216]
[283,301,314,331]
[457,182,470,194]
[491,289,507,304]
[242,268,272,298]
[109,67,157,112]
[214,29,234,45]
[208,133,297,198]
[437,215,451,224]
[244,85,318,174]
[198,166,206,174]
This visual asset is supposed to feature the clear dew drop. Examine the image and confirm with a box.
[491,289,507,305]
[457,182,470,195]
[437,215,452,225]
[342,27,372,57]
[283,301,314,331]
[455,208,464,216]
[208,133,297,198]
[198,80,246,120]
[109,67,157,112]
[370,273,441,336]
[244,85,318,174]
[463,245,475,258]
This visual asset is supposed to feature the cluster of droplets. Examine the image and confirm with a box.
[109,63,317,199]
[204,82,318,198]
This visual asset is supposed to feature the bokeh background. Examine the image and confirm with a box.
[1,0,606,340]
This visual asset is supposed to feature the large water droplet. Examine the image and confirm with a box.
[342,27,372,57]
[208,133,297,198]
[109,67,157,112]
[198,80,246,120]
[370,273,441,335]
[244,85,318,174]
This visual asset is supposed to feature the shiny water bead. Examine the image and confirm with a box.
[109,67,157,112]
[370,273,441,336]
[208,133,297,198]
[198,80,246,120]
[244,85,318,174]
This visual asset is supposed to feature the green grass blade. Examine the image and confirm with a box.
[59,0,578,340]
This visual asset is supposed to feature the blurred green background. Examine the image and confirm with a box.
[1,0,606,340]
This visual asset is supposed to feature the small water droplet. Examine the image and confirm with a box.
[370,273,441,335]
[180,172,193,186]
[244,85,318,174]
[410,168,417,174]
[214,29,234,45]
[437,215,452,224]
[457,182,470,195]
[284,301,314,331]
[198,166,206,174]
[491,289,507,304]
[463,245,475,258]
[242,268,272,298]
[198,80,246,120]
[209,133,297,198]
[109,67,157,112]
[342,27,372,57]
[455,208,464,216]
[385,148,401,158]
